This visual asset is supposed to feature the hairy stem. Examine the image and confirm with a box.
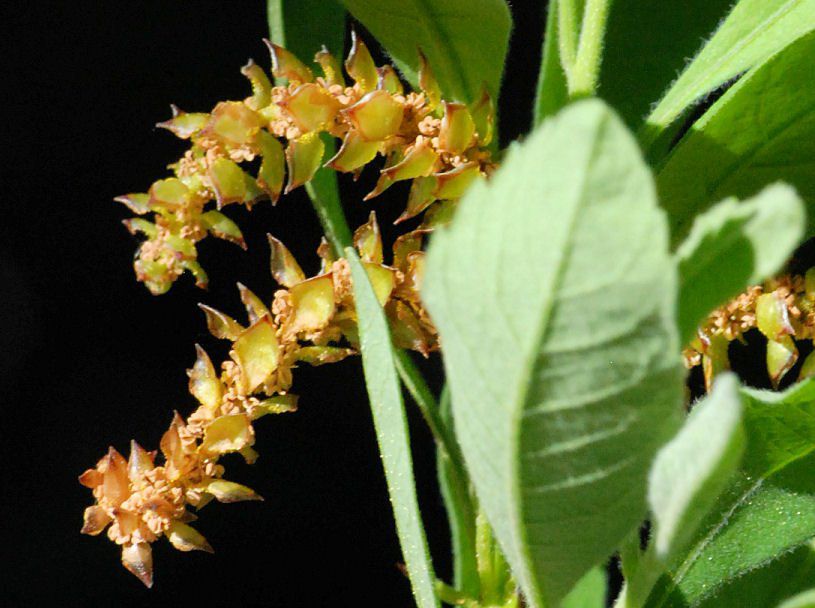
[569,0,613,97]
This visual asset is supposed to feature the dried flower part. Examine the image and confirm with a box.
[684,272,815,387]
[117,36,495,294]
[82,211,441,585]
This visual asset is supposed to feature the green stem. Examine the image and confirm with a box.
[437,385,481,599]
[557,0,581,78]
[305,156,352,255]
[569,0,613,98]
[395,353,465,471]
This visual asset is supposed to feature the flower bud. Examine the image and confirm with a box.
[167,521,214,553]
[377,65,403,95]
[325,130,379,173]
[156,105,209,139]
[756,292,794,340]
[265,39,313,84]
[343,90,403,142]
[237,282,270,324]
[345,30,378,93]
[381,142,439,182]
[206,479,263,503]
[439,102,476,155]
[102,447,130,507]
[268,234,306,287]
[396,176,438,223]
[204,101,264,147]
[256,130,285,203]
[122,218,158,239]
[149,178,189,211]
[200,413,254,456]
[353,212,383,264]
[241,59,272,110]
[251,394,300,419]
[363,263,396,306]
[392,230,427,270]
[127,440,155,483]
[433,163,481,199]
[121,542,153,588]
[289,275,336,333]
[315,47,345,87]
[188,345,222,412]
[81,505,112,536]
[295,347,354,366]
[201,210,246,249]
[114,193,150,215]
[231,315,280,392]
[418,50,441,112]
[285,132,325,193]
[281,83,341,133]
[209,158,262,208]
[198,303,243,341]
[469,88,494,146]
[767,335,798,387]
[799,348,815,381]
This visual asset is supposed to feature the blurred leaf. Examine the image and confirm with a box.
[340,0,511,102]
[675,184,805,343]
[534,0,570,124]
[562,567,607,608]
[424,99,683,607]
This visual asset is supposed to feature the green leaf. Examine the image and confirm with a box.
[346,249,439,608]
[339,0,512,103]
[599,0,732,128]
[779,587,815,608]
[657,31,815,245]
[267,0,349,256]
[562,567,607,608]
[648,374,745,563]
[645,379,815,607]
[267,0,345,60]
[423,99,684,607]
[694,541,815,608]
[675,184,805,343]
[534,0,570,125]
[642,0,815,150]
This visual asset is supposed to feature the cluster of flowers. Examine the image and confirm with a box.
[117,32,495,294]
[80,212,438,585]
[683,270,815,390]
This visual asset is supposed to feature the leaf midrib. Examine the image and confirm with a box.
[511,113,610,606]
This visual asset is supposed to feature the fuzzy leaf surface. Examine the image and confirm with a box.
[424,99,683,607]
[658,31,815,244]
[643,0,815,145]
[599,0,732,128]
[340,0,511,102]
[648,374,745,563]
[646,380,815,607]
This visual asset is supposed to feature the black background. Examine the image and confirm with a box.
[3,1,547,605]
